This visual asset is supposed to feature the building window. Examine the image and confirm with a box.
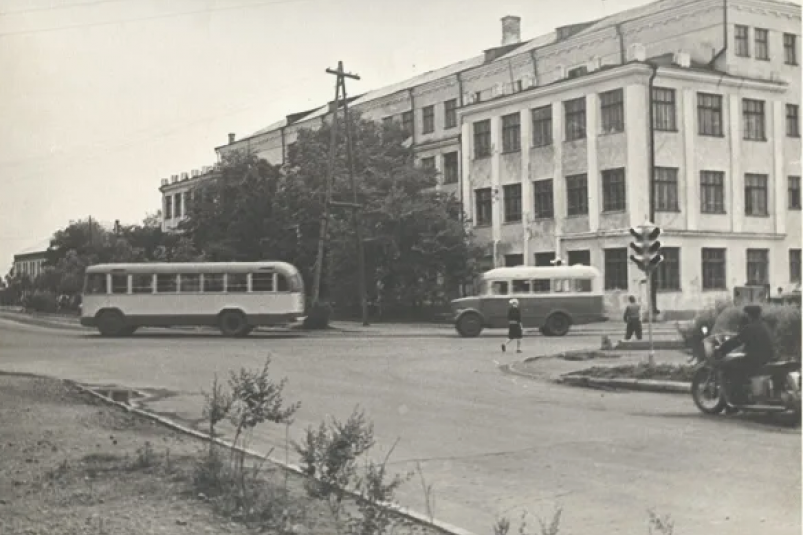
[702,248,727,290]
[791,249,802,283]
[654,167,679,212]
[784,33,798,65]
[534,252,555,266]
[474,119,491,159]
[600,89,624,133]
[655,247,681,291]
[567,66,588,79]
[698,93,724,136]
[531,105,552,147]
[505,254,524,267]
[444,99,457,129]
[652,87,677,131]
[420,156,436,173]
[744,173,768,216]
[175,193,183,218]
[443,152,459,184]
[503,184,522,223]
[735,25,750,57]
[474,188,492,226]
[604,248,628,290]
[382,116,394,129]
[564,97,586,141]
[746,249,769,285]
[700,171,726,213]
[502,113,521,153]
[789,176,801,210]
[755,28,769,60]
[164,195,173,219]
[742,99,766,141]
[402,111,414,137]
[422,106,435,134]
[787,104,800,137]
[566,174,588,216]
[533,179,554,219]
[568,250,591,266]
[601,168,626,212]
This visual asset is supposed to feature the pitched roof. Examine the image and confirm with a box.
[15,239,51,256]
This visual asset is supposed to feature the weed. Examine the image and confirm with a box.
[129,441,158,470]
[648,509,675,535]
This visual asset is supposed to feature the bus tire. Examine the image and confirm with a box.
[219,310,249,337]
[120,326,138,336]
[544,313,571,337]
[456,312,483,338]
[97,310,126,337]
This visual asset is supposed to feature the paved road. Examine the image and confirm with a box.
[0,319,798,535]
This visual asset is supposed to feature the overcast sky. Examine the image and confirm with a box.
[1,0,800,269]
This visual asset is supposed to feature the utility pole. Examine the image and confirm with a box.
[311,61,369,326]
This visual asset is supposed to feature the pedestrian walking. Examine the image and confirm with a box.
[622,295,643,342]
[501,298,523,353]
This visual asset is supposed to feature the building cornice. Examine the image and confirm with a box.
[413,135,460,152]
[656,66,789,92]
[460,61,512,83]
[412,75,460,98]
[459,63,653,117]
[14,251,48,261]
[730,0,801,19]
[621,0,724,35]
[561,229,787,240]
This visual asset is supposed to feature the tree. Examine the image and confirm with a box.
[182,114,482,314]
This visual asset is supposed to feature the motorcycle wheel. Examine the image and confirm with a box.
[691,367,727,415]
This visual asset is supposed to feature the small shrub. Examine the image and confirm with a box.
[129,441,157,470]
[677,299,732,350]
[27,290,58,313]
[713,304,801,360]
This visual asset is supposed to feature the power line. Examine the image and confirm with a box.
[0,0,322,37]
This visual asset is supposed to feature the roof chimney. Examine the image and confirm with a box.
[501,16,521,46]
[228,133,236,144]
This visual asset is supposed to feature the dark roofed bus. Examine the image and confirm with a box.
[80,262,305,337]
[450,265,607,338]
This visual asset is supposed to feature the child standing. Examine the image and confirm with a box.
[501,298,523,353]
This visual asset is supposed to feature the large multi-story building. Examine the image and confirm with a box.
[159,0,802,314]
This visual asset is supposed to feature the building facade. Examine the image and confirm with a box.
[158,0,801,314]
[12,249,48,281]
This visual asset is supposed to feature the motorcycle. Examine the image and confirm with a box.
[690,326,801,419]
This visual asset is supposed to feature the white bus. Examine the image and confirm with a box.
[80,262,305,337]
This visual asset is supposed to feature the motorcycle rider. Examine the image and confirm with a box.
[715,304,775,404]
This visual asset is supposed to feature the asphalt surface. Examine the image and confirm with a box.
[0,319,799,535]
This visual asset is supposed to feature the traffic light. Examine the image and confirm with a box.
[629,223,663,273]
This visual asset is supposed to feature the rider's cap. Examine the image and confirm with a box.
[744,304,762,316]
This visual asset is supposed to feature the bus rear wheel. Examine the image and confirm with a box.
[543,313,571,337]
[97,310,126,337]
[219,310,250,337]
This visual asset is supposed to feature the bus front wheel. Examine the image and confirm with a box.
[219,310,250,337]
[97,310,126,337]
[456,312,483,338]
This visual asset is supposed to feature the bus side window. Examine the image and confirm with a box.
[575,279,593,292]
[227,273,248,293]
[202,274,224,292]
[552,279,570,293]
[532,279,550,293]
[512,279,531,294]
[251,272,274,292]
[179,274,201,293]
[156,274,177,293]
[85,274,108,294]
[111,274,128,294]
[277,274,289,292]
[132,274,154,294]
[491,281,509,295]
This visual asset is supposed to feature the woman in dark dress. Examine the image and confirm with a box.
[501,298,523,353]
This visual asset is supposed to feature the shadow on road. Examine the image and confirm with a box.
[638,410,801,433]
[78,332,304,341]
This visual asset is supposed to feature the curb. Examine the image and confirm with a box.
[59,378,476,535]
[556,374,691,394]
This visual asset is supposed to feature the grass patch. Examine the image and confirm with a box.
[568,363,696,383]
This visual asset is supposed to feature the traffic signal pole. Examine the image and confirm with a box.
[629,221,664,366]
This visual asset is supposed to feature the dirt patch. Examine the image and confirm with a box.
[567,363,696,383]
[0,375,439,535]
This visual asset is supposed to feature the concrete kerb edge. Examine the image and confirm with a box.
[556,374,691,394]
[65,380,477,535]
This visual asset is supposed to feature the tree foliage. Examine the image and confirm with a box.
[182,115,482,311]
